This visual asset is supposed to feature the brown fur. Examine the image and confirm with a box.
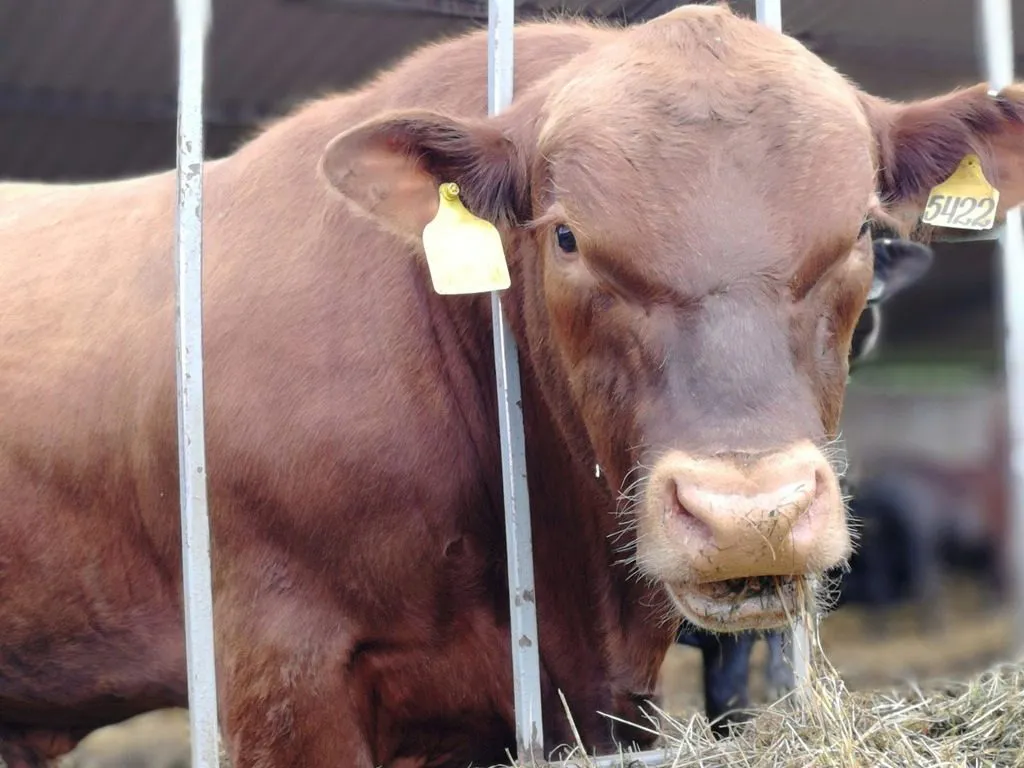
[2,6,1024,767]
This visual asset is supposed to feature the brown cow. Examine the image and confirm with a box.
[3,5,1024,767]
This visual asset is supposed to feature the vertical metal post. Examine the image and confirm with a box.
[488,0,545,761]
[754,0,810,695]
[755,0,782,32]
[788,608,812,693]
[173,1,221,766]
[979,0,1024,658]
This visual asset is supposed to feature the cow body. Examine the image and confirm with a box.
[1,24,651,768]
[3,6,1024,767]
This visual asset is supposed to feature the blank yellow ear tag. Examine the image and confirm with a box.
[920,154,1000,231]
[421,182,511,295]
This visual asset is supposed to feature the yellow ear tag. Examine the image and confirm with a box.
[920,153,1000,231]
[421,182,511,295]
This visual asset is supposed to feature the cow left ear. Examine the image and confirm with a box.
[318,108,529,245]
[868,238,934,306]
[862,83,1024,227]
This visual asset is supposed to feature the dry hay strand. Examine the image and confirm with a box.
[543,584,1024,768]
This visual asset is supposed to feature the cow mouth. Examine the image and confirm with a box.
[666,575,803,632]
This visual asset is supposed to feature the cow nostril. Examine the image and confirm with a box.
[663,479,714,540]
[789,466,832,539]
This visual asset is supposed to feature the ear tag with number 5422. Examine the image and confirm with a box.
[921,154,1000,231]
[421,182,511,295]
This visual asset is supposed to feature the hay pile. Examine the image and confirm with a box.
[649,662,1023,767]
[552,647,1024,768]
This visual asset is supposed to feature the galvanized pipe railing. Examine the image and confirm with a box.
[978,0,1024,659]
[173,0,221,766]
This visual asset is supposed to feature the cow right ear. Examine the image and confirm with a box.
[319,109,529,244]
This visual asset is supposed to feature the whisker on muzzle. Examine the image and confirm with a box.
[609,440,852,633]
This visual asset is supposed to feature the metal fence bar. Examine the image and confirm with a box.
[979,0,1024,658]
[550,748,675,768]
[999,210,1024,658]
[755,0,782,31]
[487,0,545,760]
[173,1,221,766]
[753,0,811,697]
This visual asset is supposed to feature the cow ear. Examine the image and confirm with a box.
[868,238,934,306]
[318,109,529,244]
[862,83,1024,226]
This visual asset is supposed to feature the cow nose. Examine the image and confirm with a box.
[654,442,848,582]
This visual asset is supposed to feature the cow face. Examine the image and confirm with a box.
[849,236,935,369]
[319,5,1024,632]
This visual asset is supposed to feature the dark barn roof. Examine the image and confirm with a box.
[3,0,1019,179]
[0,0,1019,367]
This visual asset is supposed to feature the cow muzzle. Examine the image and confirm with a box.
[636,440,849,632]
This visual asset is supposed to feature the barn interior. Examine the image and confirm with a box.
[1,0,1015,368]
[2,1,1021,764]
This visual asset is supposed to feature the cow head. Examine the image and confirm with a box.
[318,4,1024,632]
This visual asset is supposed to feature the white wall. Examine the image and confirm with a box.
[839,380,1000,466]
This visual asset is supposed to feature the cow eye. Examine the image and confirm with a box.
[554,224,578,254]
[858,219,871,239]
